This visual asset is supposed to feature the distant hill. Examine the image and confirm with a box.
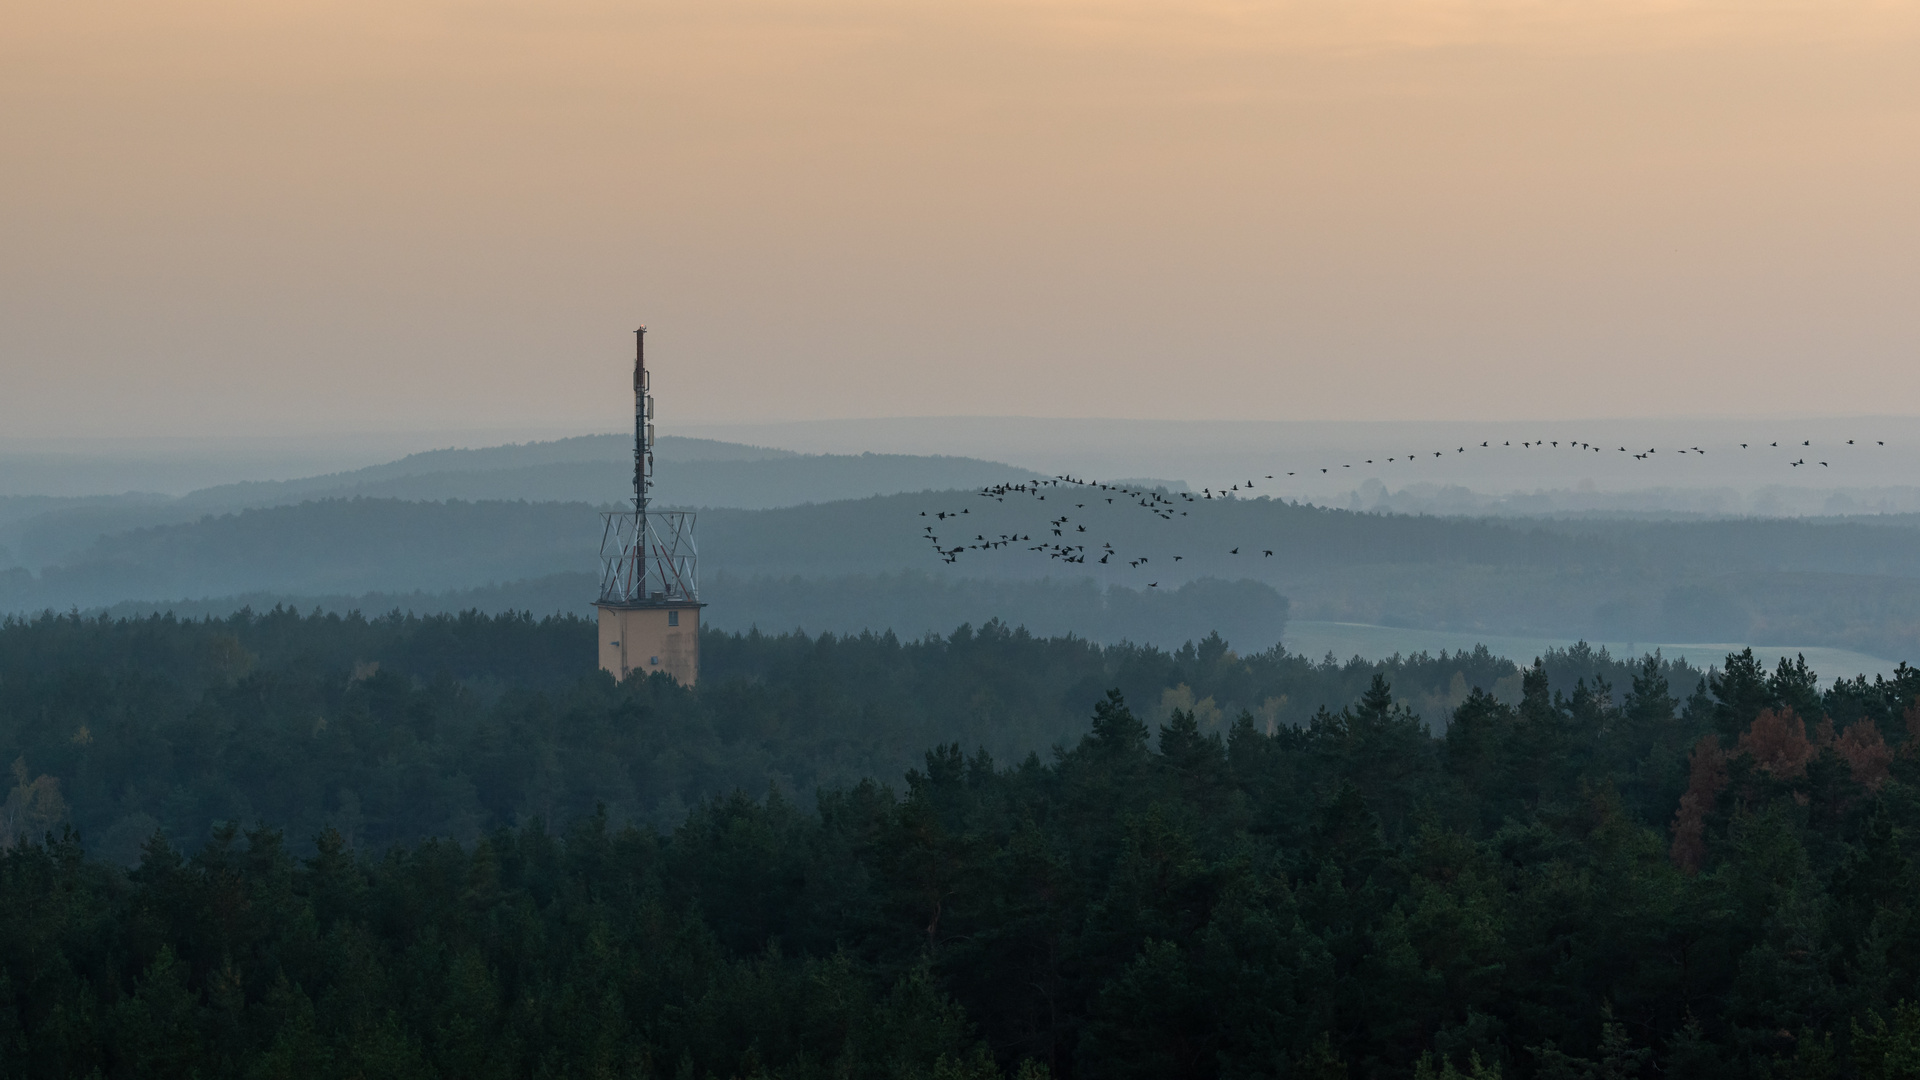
[180,454,1044,511]
[11,492,1920,659]
[0,435,1044,569]
[174,434,799,506]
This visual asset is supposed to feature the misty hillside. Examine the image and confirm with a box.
[182,454,1045,512]
[6,493,1611,606]
[172,434,798,505]
[178,433,1040,510]
[0,436,1045,569]
[11,492,1920,660]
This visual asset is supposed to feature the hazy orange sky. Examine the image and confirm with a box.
[5,0,1919,437]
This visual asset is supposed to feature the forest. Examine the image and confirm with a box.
[8,610,1920,1076]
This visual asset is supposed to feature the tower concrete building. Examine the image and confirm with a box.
[596,327,704,685]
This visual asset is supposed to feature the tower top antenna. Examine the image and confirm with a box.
[598,325,698,606]
[633,326,648,519]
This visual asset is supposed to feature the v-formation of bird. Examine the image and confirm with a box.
[915,434,1892,579]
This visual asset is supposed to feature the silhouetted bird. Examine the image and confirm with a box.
[1230,547,1239,554]
[1263,550,1273,556]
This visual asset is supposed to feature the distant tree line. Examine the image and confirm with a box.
[84,571,1291,653]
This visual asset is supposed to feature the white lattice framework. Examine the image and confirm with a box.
[599,509,699,604]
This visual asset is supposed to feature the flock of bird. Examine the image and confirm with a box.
[915,433,1897,584]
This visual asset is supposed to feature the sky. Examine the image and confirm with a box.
[5,0,1919,438]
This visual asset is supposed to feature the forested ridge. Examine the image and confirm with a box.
[17,492,1920,657]
[8,612,1920,1076]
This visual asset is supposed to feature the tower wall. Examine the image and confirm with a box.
[597,603,702,686]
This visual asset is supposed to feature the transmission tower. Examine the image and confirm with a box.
[596,326,704,684]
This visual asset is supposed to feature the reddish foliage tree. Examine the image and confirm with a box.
[1671,735,1729,874]
[1736,707,1814,780]
[1837,720,1893,791]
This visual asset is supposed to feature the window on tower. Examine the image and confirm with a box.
[668,610,679,626]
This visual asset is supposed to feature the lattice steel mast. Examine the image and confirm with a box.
[599,325,697,607]
[632,326,651,593]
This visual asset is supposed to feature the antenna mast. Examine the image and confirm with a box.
[633,326,650,590]
[599,324,698,609]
